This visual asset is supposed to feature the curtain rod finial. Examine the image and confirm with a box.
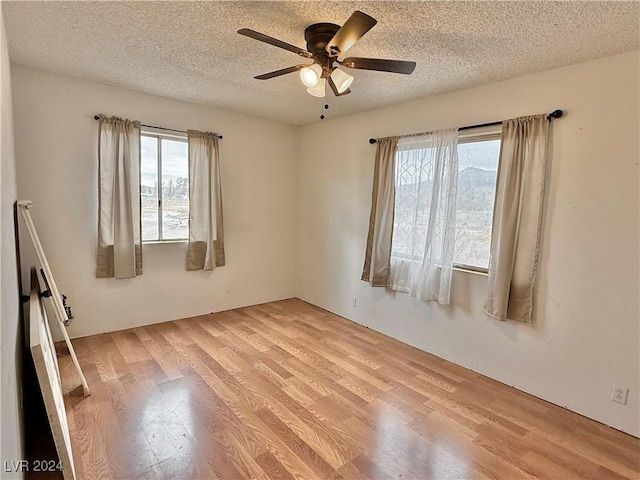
[369,138,377,144]
[548,109,563,120]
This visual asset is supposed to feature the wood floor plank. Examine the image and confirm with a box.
[343,415,463,479]
[182,343,243,404]
[473,422,554,479]
[256,407,344,479]
[261,392,359,470]
[111,330,154,364]
[134,327,185,381]
[338,419,421,480]
[227,404,323,480]
[254,451,296,480]
[58,298,640,480]
[214,428,270,480]
[71,401,118,480]
[83,335,120,383]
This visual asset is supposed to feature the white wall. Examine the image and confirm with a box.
[12,65,299,338]
[0,5,24,478]
[296,51,640,436]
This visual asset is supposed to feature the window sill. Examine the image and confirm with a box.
[143,240,187,245]
[392,257,489,276]
[453,265,488,276]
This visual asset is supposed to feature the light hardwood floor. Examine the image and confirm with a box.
[59,299,639,479]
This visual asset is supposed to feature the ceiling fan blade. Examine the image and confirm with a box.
[328,76,351,96]
[238,29,312,58]
[340,57,416,74]
[254,65,309,80]
[325,11,377,57]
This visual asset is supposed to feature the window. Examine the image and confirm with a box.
[392,140,443,264]
[454,131,501,271]
[391,129,501,272]
[141,133,189,242]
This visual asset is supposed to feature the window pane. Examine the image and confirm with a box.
[454,139,500,269]
[141,136,159,241]
[161,139,189,240]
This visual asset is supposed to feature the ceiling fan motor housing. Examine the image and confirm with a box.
[305,23,340,55]
[304,23,340,76]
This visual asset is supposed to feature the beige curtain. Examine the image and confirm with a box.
[96,115,142,279]
[362,137,398,286]
[485,115,550,322]
[187,130,225,271]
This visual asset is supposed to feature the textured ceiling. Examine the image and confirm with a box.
[3,1,639,125]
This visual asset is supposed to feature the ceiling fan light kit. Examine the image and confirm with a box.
[330,68,354,94]
[307,78,326,97]
[238,10,416,100]
[300,63,323,88]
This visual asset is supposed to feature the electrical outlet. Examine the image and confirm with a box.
[351,297,357,307]
[226,286,231,297]
[611,385,628,405]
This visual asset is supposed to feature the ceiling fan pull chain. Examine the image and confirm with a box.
[320,103,329,120]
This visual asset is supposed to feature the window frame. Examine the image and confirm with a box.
[452,128,502,274]
[140,130,189,243]
[389,127,502,274]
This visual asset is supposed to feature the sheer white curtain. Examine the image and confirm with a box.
[96,115,142,279]
[389,128,459,304]
[186,130,225,271]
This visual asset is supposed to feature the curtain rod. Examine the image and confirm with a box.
[93,115,223,139]
[368,109,564,144]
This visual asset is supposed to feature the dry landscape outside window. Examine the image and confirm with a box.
[455,137,500,270]
[141,134,189,241]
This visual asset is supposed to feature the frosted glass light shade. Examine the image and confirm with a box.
[299,64,323,88]
[330,68,354,93]
[307,78,326,97]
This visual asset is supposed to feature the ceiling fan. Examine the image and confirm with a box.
[238,11,416,98]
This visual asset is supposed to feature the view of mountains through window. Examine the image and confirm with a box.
[392,136,500,271]
[455,139,500,269]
